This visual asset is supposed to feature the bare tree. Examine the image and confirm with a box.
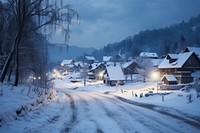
[135,57,154,82]
[0,0,79,86]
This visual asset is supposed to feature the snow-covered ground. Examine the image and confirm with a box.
[0,73,200,133]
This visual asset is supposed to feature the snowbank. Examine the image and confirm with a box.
[0,83,56,127]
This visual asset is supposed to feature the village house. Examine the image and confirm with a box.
[111,53,125,64]
[61,59,75,72]
[87,63,106,80]
[104,65,125,86]
[103,56,112,64]
[139,52,161,67]
[122,60,140,82]
[140,52,158,59]
[158,52,200,84]
[84,56,95,64]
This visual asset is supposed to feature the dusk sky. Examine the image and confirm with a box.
[51,0,200,49]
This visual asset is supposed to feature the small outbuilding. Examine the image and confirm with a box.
[161,75,177,85]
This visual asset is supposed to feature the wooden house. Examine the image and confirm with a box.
[84,56,95,64]
[104,65,125,86]
[111,54,125,63]
[122,61,140,81]
[161,75,177,85]
[88,63,106,80]
[61,59,75,72]
[158,52,200,84]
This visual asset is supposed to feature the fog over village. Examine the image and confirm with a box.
[0,0,200,133]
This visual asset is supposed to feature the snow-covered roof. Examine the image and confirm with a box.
[151,59,163,66]
[122,61,134,68]
[90,63,102,70]
[103,56,112,62]
[158,52,193,69]
[167,54,178,59]
[106,66,125,80]
[85,56,95,61]
[74,61,83,67]
[140,52,158,58]
[185,47,200,58]
[161,75,177,81]
[61,59,74,65]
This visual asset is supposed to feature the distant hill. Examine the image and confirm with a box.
[47,44,96,63]
[92,14,200,60]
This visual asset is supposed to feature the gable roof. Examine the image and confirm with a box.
[106,65,125,80]
[103,56,112,62]
[161,75,177,81]
[140,52,158,58]
[158,52,194,69]
[89,63,105,71]
[85,56,95,61]
[61,59,74,66]
[122,61,134,69]
[184,47,200,58]
[167,54,178,59]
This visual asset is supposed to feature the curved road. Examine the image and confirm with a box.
[1,89,200,133]
[60,90,200,133]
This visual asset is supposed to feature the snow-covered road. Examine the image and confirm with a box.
[1,85,200,133]
[59,90,200,133]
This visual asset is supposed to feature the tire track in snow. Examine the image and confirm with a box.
[85,92,199,133]
[67,92,108,133]
[61,93,78,133]
[89,93,181,132]
[115,95,200,130]
[79,92,139,133]
[23,93,71,133]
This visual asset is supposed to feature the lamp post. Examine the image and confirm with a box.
[151,71,160,94]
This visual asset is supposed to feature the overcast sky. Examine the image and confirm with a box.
[51,0,200,49]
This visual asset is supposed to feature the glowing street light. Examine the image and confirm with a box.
[53,69,62,79]
[98,71,104,80]
[151,71,160,93]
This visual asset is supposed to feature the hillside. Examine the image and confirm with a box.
[48,44,96,63]
[92,14,200,60]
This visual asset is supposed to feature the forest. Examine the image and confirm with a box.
[92,14,200,60]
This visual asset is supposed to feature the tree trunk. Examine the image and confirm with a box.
[0,30,21,86]
[7,68,13,82]
[14,40,19,86]
[13,27,24,86]
[0,46,14,83]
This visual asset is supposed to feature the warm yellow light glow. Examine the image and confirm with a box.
[53,68,62,79]
[151,71,159,80]
[99,71,104,79]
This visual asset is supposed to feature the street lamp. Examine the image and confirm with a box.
[151,71,160,93]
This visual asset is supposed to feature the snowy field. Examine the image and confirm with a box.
[0,74,200,133]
